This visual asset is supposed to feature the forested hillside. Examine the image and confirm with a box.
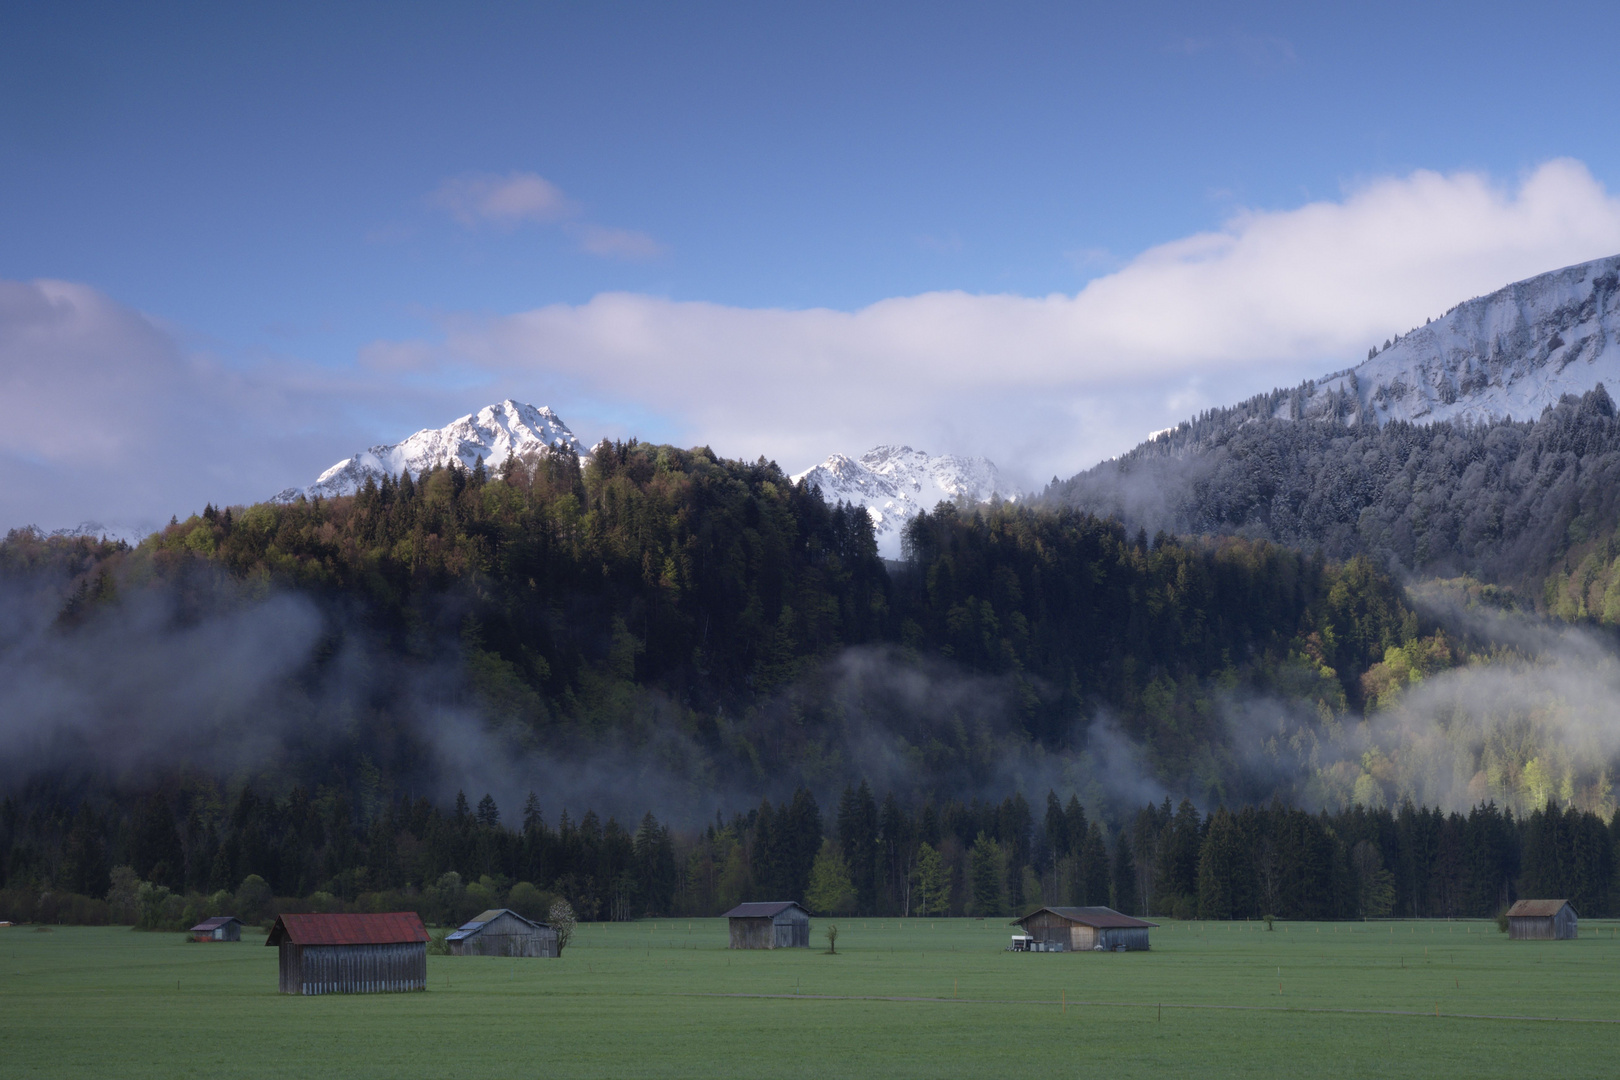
[4,438,1617,926]
[1051,386,1620,597]
[1,440,1421,806]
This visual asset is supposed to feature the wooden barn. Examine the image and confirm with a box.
[1011,906,1158,952]
[189,915,242,942]
[722,901,811,949]
[1505,899,1578,940]
[266,912,429,994]
[445,909,558,957]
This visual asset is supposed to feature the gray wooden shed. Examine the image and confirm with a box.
[1505,899,1577,940]
[266,912,428,994]
[446,908,559,957]
[1012,906,1158,951]
[189,915,242,942]
[722,901,811,949]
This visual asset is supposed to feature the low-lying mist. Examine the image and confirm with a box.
[4,552,1619,829]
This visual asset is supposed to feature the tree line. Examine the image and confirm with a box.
[4,773,1615,927]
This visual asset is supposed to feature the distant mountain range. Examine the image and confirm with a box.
[268,255,1620,573]
[273,402,1018,560]
[792,446,1018,558]
[274,400,585,502]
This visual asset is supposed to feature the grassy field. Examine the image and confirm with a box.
[2,917,1617,1078]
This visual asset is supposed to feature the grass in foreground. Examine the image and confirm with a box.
[1,917,1616,1079]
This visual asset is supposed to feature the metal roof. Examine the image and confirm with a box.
[189,916,241,932]
[446,909,548,941]
[1012,906,1159,930]
[1505,899,1574,918]
[265,912,429,947]
[721,901,808,919]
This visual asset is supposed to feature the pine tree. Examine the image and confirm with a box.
[1111,829,1139,915]
[476,794,500,828]
[1196,808,1250,919]
[1080,823,1111,907]
[968,832,1007,916]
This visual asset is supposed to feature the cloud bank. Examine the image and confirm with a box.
[387,158,1620,484]
[4,159,1619,532]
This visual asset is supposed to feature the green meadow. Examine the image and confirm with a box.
[1,918,1616,1079]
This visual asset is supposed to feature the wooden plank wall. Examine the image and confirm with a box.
[1510,908,1577,940]
[278,942,427,994]
[451,929,559,957]
[729,917,773,949]
[773,909,810,948]
[1095,927,1151,951]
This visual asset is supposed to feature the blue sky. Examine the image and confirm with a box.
[5,1,1620,530]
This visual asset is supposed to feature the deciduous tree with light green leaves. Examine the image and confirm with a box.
[806,838,856,915]
[910,842,948,916]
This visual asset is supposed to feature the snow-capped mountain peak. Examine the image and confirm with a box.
[275,400,584,501]
[793,444,1017,558]
[1300,254,1620,427]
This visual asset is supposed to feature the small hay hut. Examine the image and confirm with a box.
[446,909,558,957]
[189,915,242,942]
[1011,906,1158,951]
[266,912,428,994]
[722,901,811,949]
[1505,899,1577,940]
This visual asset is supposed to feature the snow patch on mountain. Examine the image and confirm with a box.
[1302,254,1620,426]
[793,445,1018,558]
[275,400,584,501]
[45,521,152,547]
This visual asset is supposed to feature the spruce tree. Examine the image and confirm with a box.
[1111,829,1139,915]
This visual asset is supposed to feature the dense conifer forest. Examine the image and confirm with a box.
[1052,386,1620,596]
[2,438,1617,926]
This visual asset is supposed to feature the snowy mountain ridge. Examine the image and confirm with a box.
[1300,254,1620,427]
[792,445,1018,558]
[274,400,585,501]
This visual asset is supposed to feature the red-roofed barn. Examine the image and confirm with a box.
[266,913,429,994]
[1011,906,1158,951]
[189,915,242,942]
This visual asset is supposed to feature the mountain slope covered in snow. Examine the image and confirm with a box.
[793,445,1016,557]
[275,400,584,501]
[1300,253,1620,428]
[1050,254,1620,588]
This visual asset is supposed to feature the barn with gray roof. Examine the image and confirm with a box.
[446,909,558,957]
[1505,899,1577,940]
[722,901,810,949]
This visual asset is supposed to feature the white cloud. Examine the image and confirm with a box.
[8,159,1619,531]
[384,158,1620,483]
[429,171,665,261]
[431,172,577,226]
[0,280,494,534]
[570,223,666,261]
